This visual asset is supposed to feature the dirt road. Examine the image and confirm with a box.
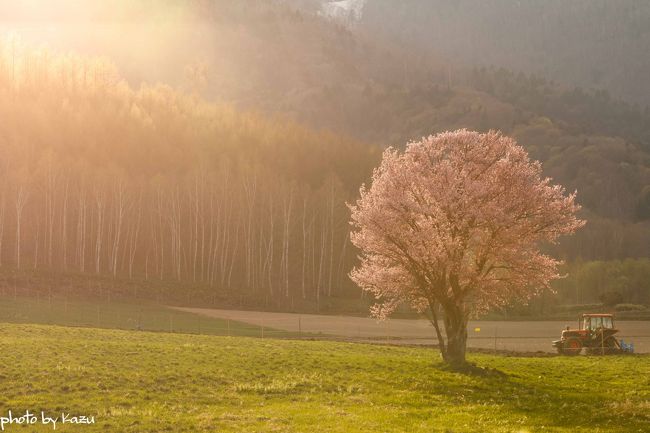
[173,307,650,353]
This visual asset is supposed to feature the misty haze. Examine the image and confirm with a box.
[0,1,648,432]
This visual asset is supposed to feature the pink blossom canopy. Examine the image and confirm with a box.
[349,129,585,319]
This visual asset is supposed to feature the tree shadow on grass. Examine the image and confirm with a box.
[422,358,650,432]
[437,361,507,378]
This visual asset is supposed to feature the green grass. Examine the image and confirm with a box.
[0,267,373,314]
[0,324,648,432]
[0,295,295,338]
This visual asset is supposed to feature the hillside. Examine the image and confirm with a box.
[2,2,648,222]
[0,1,648,308]
[359,0,650,107]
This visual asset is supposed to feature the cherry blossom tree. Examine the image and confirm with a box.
[349,129,585,367]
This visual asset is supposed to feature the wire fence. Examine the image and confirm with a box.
[1,288,649,354]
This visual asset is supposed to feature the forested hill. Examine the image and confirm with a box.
[0,1,648,307]
[6,1,647,235]
[358,0,650,107]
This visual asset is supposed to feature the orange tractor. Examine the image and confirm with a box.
[553,313,626,355]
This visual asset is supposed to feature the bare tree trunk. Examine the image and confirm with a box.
[336,231,349,290]
[191,173,199,282]
[207,184,218,287]
[110,179,126,278]
[0,190,5,267]
[255,204,262,294]
[243,172,257,290]
[327,182,335,296]
[61,177,69,271]
[265,194,275,295]
[76,178,87,272]
[281,186,293,297]
[199,174,206,283]
[301,196,308,299]
[33,215,40,269]
[93,186,105,274]
[426,299,447,358]
[309,213,316,298]
[215,169,233,288]
[144,249,149,280]
[166,186,182,281]
[127,190,142,279]
[149,212,158,279]
[317,213,326,302]
[14,186,28,269]
[156,188,165,280]
[227,218,240,290]
[45,155,57,268]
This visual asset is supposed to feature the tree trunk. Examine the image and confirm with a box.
[14,186,28,269]
[441,304,469,367]
[0,190,6,267]
[426,300,446,356]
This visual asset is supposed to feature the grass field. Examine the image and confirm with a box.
[0,324,648,432]
[0,295,296,338]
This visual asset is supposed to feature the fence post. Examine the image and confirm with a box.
[227,319,231,337]
[494,327,498,353]
[298,316,302,339]
[261,320,264,339]
[169,314,173,333]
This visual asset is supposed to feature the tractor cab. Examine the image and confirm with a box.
[582,314,614,332]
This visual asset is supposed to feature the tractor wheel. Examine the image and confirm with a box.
[562,337,583,356]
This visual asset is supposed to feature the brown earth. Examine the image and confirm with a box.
[172,307,650,354]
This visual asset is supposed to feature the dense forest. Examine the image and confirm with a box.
[554,259,650,307]
[0,39,380,308]
[0,0,648,311]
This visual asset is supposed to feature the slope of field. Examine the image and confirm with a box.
[0,324,648,432]
[0,295,296,338]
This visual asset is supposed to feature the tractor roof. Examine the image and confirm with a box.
[582,313,613,317]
